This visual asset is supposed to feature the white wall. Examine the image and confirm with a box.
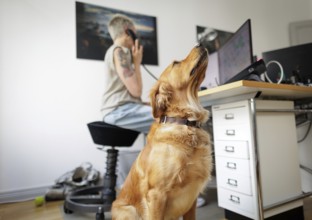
[0,0,311,199]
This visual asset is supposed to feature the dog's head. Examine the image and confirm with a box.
[150,45,208,122]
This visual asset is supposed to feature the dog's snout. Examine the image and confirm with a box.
[195,43,202,48]
[194,43,207,53]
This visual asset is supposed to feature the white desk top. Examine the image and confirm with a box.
[199,80,312,106]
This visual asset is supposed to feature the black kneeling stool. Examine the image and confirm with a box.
[64,121,139,220]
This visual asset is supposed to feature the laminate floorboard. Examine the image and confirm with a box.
[1,189,311,220]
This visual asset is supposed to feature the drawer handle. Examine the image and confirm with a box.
[225,146,235,153]
[226,162,237,169]
[225,113,234,120]
[226,129,235,136]
[229,195,240,204]
[227,178,238,187]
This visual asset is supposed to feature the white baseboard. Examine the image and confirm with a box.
[0,185,51,203]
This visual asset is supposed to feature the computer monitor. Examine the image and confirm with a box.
[262,43,312,84]
[218,19,253,85]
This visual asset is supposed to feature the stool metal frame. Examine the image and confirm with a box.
[64,121,139,220]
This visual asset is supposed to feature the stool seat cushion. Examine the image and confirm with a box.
[87,121,139,147]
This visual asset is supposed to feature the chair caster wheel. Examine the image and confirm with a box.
[63,204,73,214]
[96,212,105,220]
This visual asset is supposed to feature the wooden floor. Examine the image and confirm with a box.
[0,196,311,220]
[0,199,64,220]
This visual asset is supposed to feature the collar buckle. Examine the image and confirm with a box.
[161,115,167,124]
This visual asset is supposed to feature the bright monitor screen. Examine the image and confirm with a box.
[218,19,253,85]
[201,52,219,89]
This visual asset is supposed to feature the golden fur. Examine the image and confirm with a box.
[112,45,212,220]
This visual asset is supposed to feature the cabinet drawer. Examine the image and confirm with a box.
[214,124,251,141]
[217,173,252,195]
[215,140,249,159]
[216,157,250,177]
[213,104,250,126]
[218,187,255,218]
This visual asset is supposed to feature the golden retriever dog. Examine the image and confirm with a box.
[112,44,212,220]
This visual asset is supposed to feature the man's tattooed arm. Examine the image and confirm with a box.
[117,49,134,78]
[113,46,143,98]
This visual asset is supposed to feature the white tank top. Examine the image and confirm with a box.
[100,44,141,118]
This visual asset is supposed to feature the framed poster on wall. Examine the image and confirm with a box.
[76,2,158,65]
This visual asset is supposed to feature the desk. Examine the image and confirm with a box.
[199,80,312,106]
[199,81,312,220]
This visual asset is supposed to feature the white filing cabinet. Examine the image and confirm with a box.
[212,99,303,220]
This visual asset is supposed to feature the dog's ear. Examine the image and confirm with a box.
[150,82,172,118]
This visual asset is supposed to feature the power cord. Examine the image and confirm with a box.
[142,64,158,81]
[298,119,312,143]
[300,164,312,175]
[264,60,284,84]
